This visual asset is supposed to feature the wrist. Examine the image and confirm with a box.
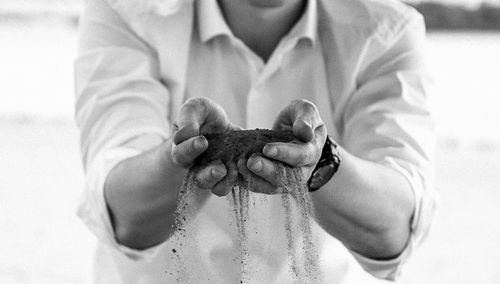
[307,135,341,192]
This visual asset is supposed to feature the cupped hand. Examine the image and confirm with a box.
[171,97,240,196]
[239,99,327,194]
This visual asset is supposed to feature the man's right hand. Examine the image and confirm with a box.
[171,97,239,196]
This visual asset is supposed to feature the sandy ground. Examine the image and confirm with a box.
[1,119,499,283]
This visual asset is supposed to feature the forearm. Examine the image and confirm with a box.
[104,139,205,249]
[311,147,415,259]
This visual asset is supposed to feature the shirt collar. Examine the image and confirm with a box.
[285,0,318,46]
[197,0,318,45]
[197,0,232,43]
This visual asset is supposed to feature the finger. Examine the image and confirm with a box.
[290,100,323,142]
[274,99,324,142]
[248,176,281,194]
[237,158,250,178]
[293,119,314,142]
[237,159,281,194]
[173,99,205,145]
[173,97,231,145]
[171,136,208,166]
[194,160,226,189]
[212,160,238,197]
[246,155,283,189]
[262,142,318,167]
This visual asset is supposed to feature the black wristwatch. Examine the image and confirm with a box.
[307,135,341,192]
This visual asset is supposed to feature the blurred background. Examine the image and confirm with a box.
[0,0,499,283]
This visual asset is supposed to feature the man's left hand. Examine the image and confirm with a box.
[238,99,327,194]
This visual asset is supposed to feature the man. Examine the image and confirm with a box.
[75,0,437,282]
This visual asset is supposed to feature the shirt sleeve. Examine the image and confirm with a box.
[74,0,170,260]
[340,11,438,281]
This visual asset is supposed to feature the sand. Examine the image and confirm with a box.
[170,156,321,283]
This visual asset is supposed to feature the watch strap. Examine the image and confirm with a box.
[307,135,341,192]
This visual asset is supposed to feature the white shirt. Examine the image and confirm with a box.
[75,0,437,283]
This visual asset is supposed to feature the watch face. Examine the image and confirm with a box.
[308,164,336,190]
[307,135,341,192]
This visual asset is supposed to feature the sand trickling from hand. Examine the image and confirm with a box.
[228,175,251,283]
[168,170,198,283]
[276,161,320,283]
[170,162,321,283]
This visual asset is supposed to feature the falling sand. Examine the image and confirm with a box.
[169,130,320,282]
[169,161,321,283]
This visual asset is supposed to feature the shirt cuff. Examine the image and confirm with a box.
[76,147,166,261]
[349,157,437,281]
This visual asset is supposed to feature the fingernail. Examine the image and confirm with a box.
[250,160,262,172]
[212,167,225,179]
[264,146,278,158]
[193,137,205,151]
